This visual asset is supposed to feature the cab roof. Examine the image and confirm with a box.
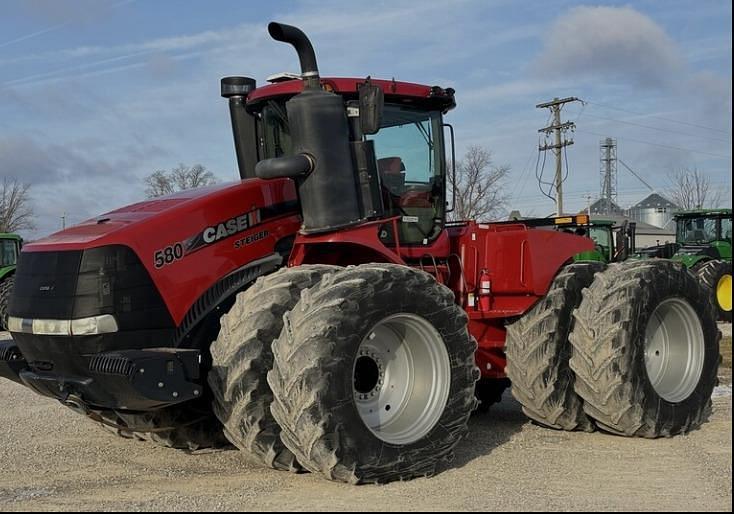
[674,208,732,219]
[246,77,456,113]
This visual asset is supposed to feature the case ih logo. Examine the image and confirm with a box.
[201,210,262,245]
[184,208,263,255]
[154,209,263,269]
[152,201,298,269]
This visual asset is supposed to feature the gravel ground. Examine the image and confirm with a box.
[720,323,732,338]
[0,330,731,512]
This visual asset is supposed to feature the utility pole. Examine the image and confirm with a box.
[61,212,66,230]
[537,96,582,215]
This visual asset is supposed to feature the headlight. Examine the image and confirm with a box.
[7,315,118,336]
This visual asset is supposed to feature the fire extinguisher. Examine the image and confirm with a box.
[478,269,491,311]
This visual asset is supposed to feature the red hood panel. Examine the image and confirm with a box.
[25,180,294,252]
[20,178,301,325]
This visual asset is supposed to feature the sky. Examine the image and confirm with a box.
[0,0,731,239]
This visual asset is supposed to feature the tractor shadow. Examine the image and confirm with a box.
[446,391,527,472]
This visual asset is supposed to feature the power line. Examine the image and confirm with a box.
[582,112,731,144]
[576,129,732,160]
[584,100,730,135]
[510,182,733,203]
[617,159,655,193]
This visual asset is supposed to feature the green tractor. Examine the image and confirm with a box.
[636,209,732,322]
[0,233,22,331]
[574,218,636,264]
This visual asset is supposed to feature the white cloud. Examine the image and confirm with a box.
[536,6,684,87]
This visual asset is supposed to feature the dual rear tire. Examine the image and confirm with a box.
[507,260,719,438]
[570,260,719,436]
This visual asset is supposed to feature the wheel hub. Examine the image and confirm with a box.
[717,274,732,312]
[353,313,450,445]
[644,298,705,403]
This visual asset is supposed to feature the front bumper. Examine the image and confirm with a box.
[0,338,203,411]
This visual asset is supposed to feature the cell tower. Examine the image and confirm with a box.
[599,137,617,214]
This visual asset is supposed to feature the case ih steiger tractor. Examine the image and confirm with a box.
[0,232,22,331]
[636,209,732,322]
[0,23,720,484]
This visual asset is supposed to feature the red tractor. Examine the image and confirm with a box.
[0,23,719,484]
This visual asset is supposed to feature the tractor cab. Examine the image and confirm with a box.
[231,77,455,253]
[675,209,732,248]
[0,233,21,272]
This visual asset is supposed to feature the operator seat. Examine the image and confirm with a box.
[689,229,707,242]
[377,157,406,196]
[377,156,436,244]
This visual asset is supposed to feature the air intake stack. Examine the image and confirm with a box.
[221,76,258,179]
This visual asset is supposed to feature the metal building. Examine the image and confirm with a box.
[628,193,679,229]
[589,198,624,216]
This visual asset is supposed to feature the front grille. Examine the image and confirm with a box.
[89,354,135,377]
[9,246,174,332]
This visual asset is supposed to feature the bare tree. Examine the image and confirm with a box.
[144,164,216,198]
[448,145,510,221]
[0,178,35,233]
[668,167,723,210]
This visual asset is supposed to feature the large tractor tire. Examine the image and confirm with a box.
[505,262,605,431]
[268,264,478,484]
[696,260,732,323]
[208,265,339,472]
[570,260,720,437]
[0,275,14,331]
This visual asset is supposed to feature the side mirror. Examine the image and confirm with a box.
[358,80,384,135]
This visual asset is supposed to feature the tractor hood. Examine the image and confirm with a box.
[24,179,297,252]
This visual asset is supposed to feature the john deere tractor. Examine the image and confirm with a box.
[0,233,22,331]
[637,209,732,322]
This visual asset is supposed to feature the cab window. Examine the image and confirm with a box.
[0,240,17,267]
[368,106,445,245]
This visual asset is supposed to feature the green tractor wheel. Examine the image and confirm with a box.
[696,260,732,322]
[0,276,14,331]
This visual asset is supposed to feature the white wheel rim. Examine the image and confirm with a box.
[644,298,705,403]
[353,313,450,445]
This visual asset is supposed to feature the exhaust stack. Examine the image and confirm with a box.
[255,22,363,234]
[267,22,320,90]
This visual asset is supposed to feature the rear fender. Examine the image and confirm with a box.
[0,267,14,282]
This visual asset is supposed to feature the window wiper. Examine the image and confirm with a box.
[414,121,433,149]
[267,100,289,126]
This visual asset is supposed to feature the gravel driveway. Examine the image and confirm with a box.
[0,331,731,511]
